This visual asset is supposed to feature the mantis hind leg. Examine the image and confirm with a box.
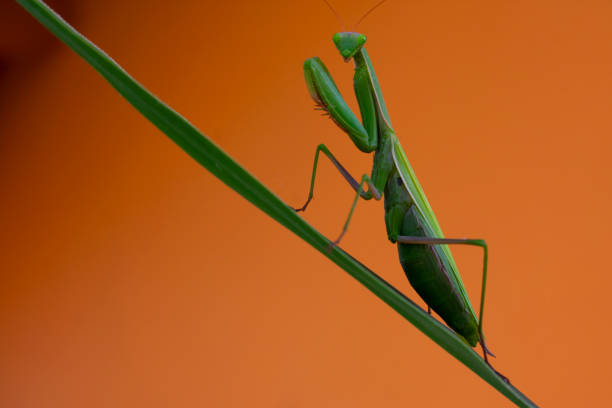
[394,237,501,367]
[395,237,488,335]
[293,143,378,212]
[396,236,509,382]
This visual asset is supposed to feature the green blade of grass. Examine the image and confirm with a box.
[16,1,537,406]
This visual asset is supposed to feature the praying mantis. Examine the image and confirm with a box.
[294,0,506,379]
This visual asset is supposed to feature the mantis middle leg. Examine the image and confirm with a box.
[293,143,380,213]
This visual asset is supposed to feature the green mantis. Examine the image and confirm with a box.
[295,1,506,379]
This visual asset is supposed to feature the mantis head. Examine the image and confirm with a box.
[332,32,366,62]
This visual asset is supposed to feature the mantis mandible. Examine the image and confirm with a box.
[294,0,506,380]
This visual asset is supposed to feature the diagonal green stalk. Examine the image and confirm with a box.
[16,1,537,406]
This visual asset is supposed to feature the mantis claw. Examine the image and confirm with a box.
[482,343,496,358]
[489,365,511,384]
[326,229,347,253]
[292,196,313,213]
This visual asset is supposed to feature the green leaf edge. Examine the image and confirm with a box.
[16,1,538,407]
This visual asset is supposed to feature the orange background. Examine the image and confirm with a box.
[2,1,611,406]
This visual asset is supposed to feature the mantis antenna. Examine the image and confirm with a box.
[354,0,388,28]
[322,0,346,31]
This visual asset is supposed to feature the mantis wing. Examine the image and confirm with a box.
[391,139,478,321]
